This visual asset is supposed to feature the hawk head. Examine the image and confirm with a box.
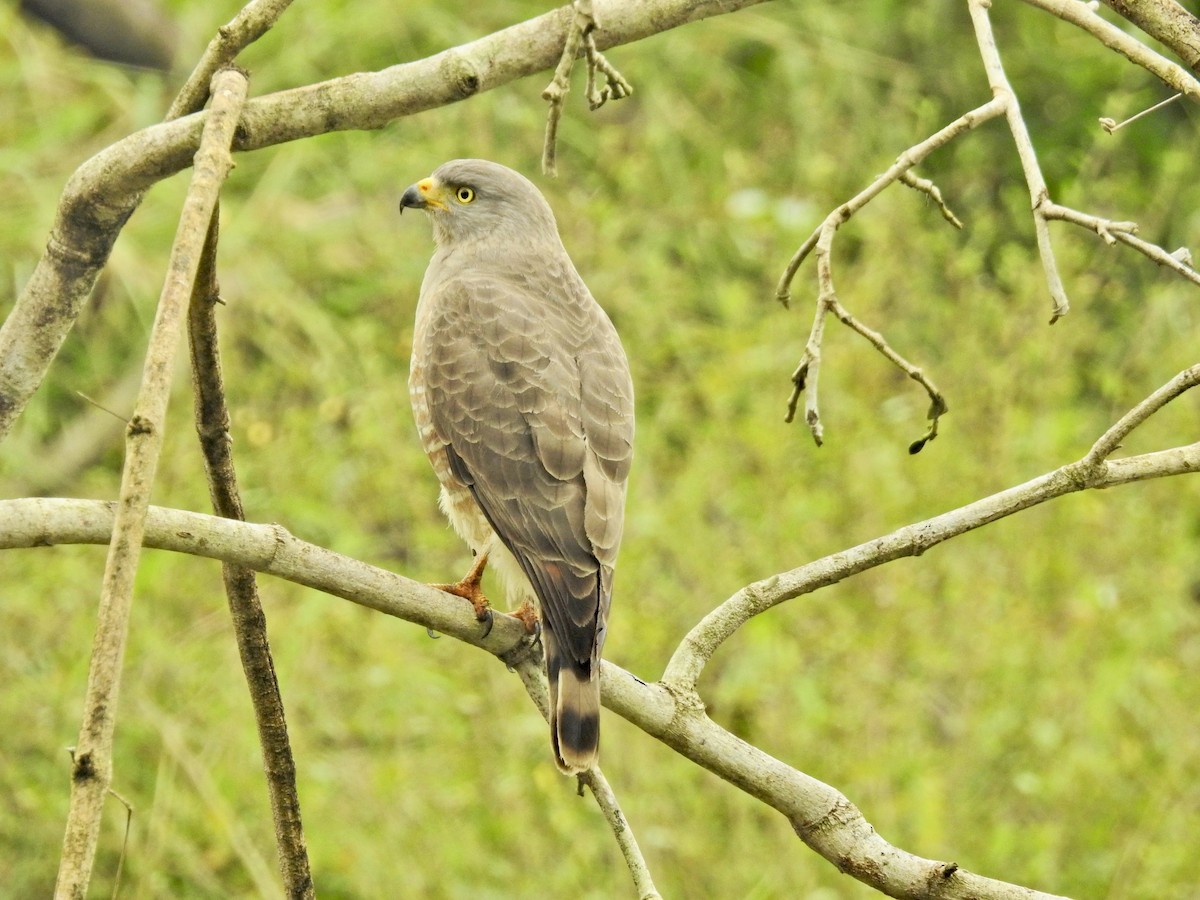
[400,159,559,247]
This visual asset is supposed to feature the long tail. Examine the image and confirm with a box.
[543,627,600,774]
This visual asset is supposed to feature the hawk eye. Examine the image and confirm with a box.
[455,186,476,204]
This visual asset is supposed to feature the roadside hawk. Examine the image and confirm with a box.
[400,159,635,774]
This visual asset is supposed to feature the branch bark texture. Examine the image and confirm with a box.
[1101,0,1200,73]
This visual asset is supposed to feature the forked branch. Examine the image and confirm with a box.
[663,364,1200,691]
[5,365,1197,900]
[777,98,1004,445]
[778,0,1200,448]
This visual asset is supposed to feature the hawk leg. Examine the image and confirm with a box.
[430,551,494,637]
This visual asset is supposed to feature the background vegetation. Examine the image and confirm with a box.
[2,0,1198,896]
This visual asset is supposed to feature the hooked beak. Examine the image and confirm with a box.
[399,177,448,213]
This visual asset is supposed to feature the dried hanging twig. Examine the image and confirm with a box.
[542,0,633,176]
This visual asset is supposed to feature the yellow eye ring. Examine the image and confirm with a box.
[455,186,475,204]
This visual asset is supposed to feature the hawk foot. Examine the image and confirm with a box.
[430,551,493,637]
[510,600,541,636]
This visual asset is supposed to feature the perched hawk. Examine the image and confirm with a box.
[400,159,634,774]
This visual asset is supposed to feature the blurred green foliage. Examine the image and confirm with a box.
[2,0,1199,896]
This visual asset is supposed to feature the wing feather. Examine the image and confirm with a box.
[423,272,633,668]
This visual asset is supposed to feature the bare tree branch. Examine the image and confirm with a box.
[777,98,1003,443]
[971,0,1200,321]
[662,365,1200,691]
[5,362,1197,898]
[0,0,769,443]
[541,0,633,176]
[167,0,296,120]
[1018,0,1200,100]
[490,627,660,894]
[577,766,661,900]
[54,67,249,900]
[778,0,1200,448]
[1100,0,1200,73]
[0,499,1073,899]
[187,208,313,897]
[969,0,1071,322]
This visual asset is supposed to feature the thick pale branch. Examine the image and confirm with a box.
[1099,0,1200,74]
[1019,0,1200,100]
[55,69,248,900]
[167,0,296,120]
[0,496,1073,900]
[0,0,770,442]
[663,365,1200,690]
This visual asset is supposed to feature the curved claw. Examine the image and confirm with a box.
[478,607,495,639]
[425,628,442,640]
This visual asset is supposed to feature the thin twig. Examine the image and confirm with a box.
[777,100,1005,443]
[582,24,633,111]
[578,768,661,899]
[54,68,248,900]
[187,208,314,897]
[540,11,585,178]
[775,97,1005,307]
[506,649,661,895]
[1042,201,1200,285]
[898,171,965,229]
[1082,364,1200,465]
[974,0,1200,317]
[826,297,948,453]
[1099,92,1183,133]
